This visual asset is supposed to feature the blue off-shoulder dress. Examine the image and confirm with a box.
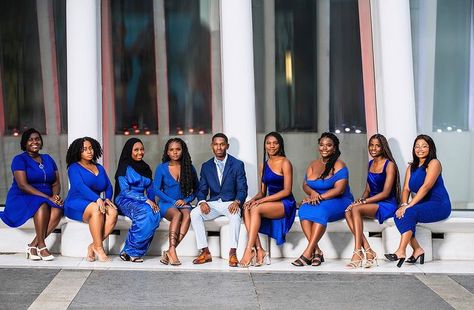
[395,166,451,235]
[116,166,161,257]
[367,159,398,223]
[258,161,296,245]
[0,152,62,227]
[64,162,113,221]
[299,166,354,226]
[153,162,198,218]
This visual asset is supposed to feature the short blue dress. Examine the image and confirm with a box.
[258,161,296,245]
[153,162,198,218]
[367,160,398,223]
[64,162,113,221]
[0,152,62,227]
[299,166,354,226]
[395,165,451,235]
[116,166,161,257]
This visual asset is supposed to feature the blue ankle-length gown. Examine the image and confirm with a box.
[258,161,297,245]
[116,166,161,257]
[394,166,451,235]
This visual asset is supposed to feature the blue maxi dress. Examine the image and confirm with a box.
[367,159,398,223]
[115,166,161,257]
[153,162,198,218]
[64,162,113,221]
[258,161,296,245]
[299,166,354,226]
[0,152,62,227]
[395,166,451,235]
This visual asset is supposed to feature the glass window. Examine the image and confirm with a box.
[165,0,213,135]
[111,0,158,134]
[329,0,365,134]
[433,0,471,132]
[0,2,45,134]
[53,0,67,133]
[275,0,317,132]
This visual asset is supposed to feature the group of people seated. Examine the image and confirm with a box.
[0,128,451,268]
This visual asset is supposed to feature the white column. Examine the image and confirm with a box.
[371,0,417,172]
[220,0,258,197]
[66,0,102,145]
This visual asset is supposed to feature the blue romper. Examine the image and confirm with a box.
[299,166,354,226]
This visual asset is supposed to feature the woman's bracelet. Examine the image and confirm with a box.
[360,198,366,204]
[400,202,409,207]
[318,194,325,201]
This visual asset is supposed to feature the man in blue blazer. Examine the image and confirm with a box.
[190,133,248,267]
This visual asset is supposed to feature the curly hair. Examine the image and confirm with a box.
[411,134,437,172]
[369,134,401,203]
[318,132,341,180]
[20,128,43,151]
[66,137,103,167]
[162,138,197,197]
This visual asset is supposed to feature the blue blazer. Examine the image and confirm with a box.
[197,154,248,204]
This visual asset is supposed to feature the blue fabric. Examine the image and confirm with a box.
[395,166,451,235]
[367,160,397,223]
[0,152,62,227]
[153,162,198,217]
[116,166,160,257]
[298,166,354,226]
[64,163,113,221]
[196,155,248,203]
[258,162,296,245]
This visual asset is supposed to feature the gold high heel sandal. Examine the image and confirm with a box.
[239,247,256,268]
[254,247,271,267]
[346,249,364,269]
[364,247,378,268]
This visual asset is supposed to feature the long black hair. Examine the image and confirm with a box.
[369,134,401,203]
[162,138,197,197]
[318,132,341,180]
[114,138,152,200]
[261,132,286,192]
[411,134,437,172]
[20,128,43,151]
[66,137,103,167]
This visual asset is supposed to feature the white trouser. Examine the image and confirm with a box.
[190,200,241,250]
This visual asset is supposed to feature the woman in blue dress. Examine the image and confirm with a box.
[0,128,63,261]
[345,134,400,268]
[114,138,160,263]
[239,132,296,267]
[64,137,118,262]
[154,138,198,266]
[385,135,451,267]
[292,132,353,266]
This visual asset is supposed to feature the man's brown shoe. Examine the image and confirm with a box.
[193,250,212,264]
[228,253,239,267]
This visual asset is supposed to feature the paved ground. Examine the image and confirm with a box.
[1,267,473,309]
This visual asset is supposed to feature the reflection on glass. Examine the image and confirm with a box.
[111,0,158,134]
[275,0,317,132]
[0,2,45,134]
[329,0,365,134]
[433,0,471,132]
[165,0,213,135]
[53,0,67,133]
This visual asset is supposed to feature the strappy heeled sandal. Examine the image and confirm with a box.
[26,245,40,261]
[364,247,378,268]
[167,231,181,266]
[255,247,271,267]
[239,247,256,268]
[291,254,313,267]
[346,249,364,269]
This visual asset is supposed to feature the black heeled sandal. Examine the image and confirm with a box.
[384,253,405,268]
[406,253,425,264]
[291,254,312,267]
